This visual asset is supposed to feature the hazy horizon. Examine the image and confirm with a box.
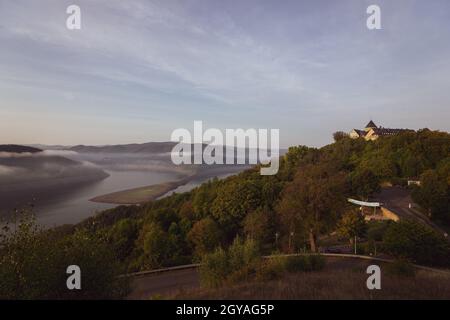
[1,0,450,148]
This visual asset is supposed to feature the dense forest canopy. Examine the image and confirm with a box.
[68,129,449,272]
[1,129,449,299]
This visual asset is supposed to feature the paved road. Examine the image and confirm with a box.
[126,253,450,299]
[127,268,199,299]
[376,186,448,237]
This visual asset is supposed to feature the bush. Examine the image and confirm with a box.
[256,254,325,281]
[386,259,416,277]
[199,237,261,288]
[256,256,286,281]
[199,247,229,288]
[0,215,128,299]
[367,221,392,241]
[309,254,326,270]
[383,220,450,267]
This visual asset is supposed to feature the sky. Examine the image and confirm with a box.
[0,0,449,148]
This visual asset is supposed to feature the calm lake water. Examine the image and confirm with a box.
[34,170,181,227]
[0,151,249,228]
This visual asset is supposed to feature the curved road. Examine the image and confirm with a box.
[376,186,448,237]
[127,268,199,299]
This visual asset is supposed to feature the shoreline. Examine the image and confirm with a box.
[89,176,192,205]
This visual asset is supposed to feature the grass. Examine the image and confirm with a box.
[178,269,450,300]
[175,257,450,300]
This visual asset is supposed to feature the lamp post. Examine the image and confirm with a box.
[288,231,294,252]
[275,232,279,249]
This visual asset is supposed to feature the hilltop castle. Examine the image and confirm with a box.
[349,120,412,141]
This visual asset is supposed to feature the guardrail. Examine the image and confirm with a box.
[120,263,200,278]
[120,253,450,278]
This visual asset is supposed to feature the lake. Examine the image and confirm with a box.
[30,169,182,227]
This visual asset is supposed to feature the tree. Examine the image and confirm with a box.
[187,218,221,258]
[179,201,195,220]
[412,169,448,219]
[333,131,348,142]
[243,207,273,246]
[349,168,380,200]
[192,179,220,219]
[198,237,260,288]
[383,220,450,266]
[0,214,127,299]
[337,209,367,244]
[277,164,348,252]
[107,218,138,261]
[211,179,261,234]
[138,222,169,269]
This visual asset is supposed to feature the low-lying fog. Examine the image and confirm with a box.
[0,150,249,227]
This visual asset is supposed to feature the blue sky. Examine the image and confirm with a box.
[1,0,449,147]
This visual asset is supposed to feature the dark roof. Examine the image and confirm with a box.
[365,120,377,128]
[352,129,366,137]
[370,128,411,136]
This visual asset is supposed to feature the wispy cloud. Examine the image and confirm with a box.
[0,0,449,147]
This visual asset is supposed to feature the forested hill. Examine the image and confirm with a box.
[0,144,42,153]
[68,128,450,272]
[70,142,177,154]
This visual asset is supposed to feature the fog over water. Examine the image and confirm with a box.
[0,150,249,227]
[35,169,181,227]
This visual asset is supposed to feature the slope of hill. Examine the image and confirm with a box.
[0,145,109,210]
[70,142,177,154]
[71,129,449,273]
[0,144,42,153]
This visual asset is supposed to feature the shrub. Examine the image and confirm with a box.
[367,221,392,241]
[199,237,261,288]
[309,254,326,270]
[256,256,286,281]
[199,247,228,288]
[383,220,450,267]
[386,259,416,277]
[187,218,221,258]
[0,214,128,299]
[256,254,325,281]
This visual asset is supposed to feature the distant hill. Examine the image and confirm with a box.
[0,144,42,153]
[0,145,109,209]
[70,142,177,154]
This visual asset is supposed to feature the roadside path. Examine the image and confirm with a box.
[126,253,450,299]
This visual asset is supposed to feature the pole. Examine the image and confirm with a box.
[354,235,357,254]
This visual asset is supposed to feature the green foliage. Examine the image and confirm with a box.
[256,256,287,281]
[348,168,380,200]
[367,220,392,241]
[333,131,348,142]
[257,254,325,281]
[243,207,274,247]
[192,178,220,219]
[187,217,221,258]
[136,222,170,269]
[277,163,348,252]
[386,259,416,277]
[284,254,326,272]
[211,179,261,232]
[199,247,229,288]
[337,210,367,243]
[57,129,450,273]
[412,169,449,221]
[383,220,450,267]
[0,214,128,299]
[107,218,139,261]
[199,237,260,288]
